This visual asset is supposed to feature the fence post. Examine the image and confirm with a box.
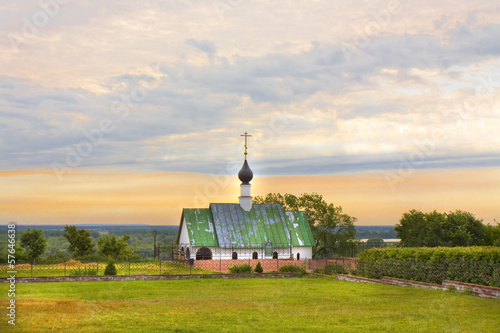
[64,262,66,277]
[97,263,99,276]
[31,261,33,278]
[129,260,131,276]
[160,260,162,275]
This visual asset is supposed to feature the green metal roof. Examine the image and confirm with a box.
[182,208,219,247]
[284,211,315,247]
[181,203,314,248]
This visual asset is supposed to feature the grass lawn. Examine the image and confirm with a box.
[1,277,499,332]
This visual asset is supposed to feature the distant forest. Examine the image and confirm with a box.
[1,224,396,254]
[1,224,396,239]
[0,224,179,261]
[355,226,397,239]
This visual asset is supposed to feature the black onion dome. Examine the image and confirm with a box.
[238,160,253,184]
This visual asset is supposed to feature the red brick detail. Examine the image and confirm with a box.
[336,274,392,285]
[193,259,304,273]
[192,257,358,273]
[381,277,442,290]
[442,280,500,299]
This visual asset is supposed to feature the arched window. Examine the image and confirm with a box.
[252,252,258,259]
[296,253,300,260]
[232,252,238,259]
[185,247,190,259]
[272,251,278,259]
[196,247,212,260]
[180,247,184,252]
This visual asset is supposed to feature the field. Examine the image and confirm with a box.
[1,277,499,332]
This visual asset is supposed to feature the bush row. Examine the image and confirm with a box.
[358,246,500,264]
[312,263,347,275]
[357,247,500,286]
[228,262,264,274]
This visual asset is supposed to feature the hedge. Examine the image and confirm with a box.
[228,263,253,274]
[358,246,500,263]
[357,247,500,286]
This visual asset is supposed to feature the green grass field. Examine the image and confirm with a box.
[1,277,499,332]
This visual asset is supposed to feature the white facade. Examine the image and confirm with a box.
[239,184,253,211]
[178,220,312,261]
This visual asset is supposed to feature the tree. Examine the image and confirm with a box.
[97,234,132,259]
[20,228,47,265]
[395,209,488,247]
[485,221,500,246]
[366,237,385,249]
[253,192,357,258]
[63,225,95,258]
[104,258,117,275]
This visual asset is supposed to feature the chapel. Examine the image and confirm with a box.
[176,133,314,260]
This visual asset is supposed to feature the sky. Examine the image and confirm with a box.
[1,0,499,226]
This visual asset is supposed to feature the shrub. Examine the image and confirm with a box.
[278,264,307,277]
[323,263,346,275]
[104,259,117,275]
[228,263,252,274]
[255,262,263,273]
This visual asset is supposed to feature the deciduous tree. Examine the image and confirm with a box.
[395,209,488,247]
[97,234,132,259]
[63,225,95,258]
[20,228,47,265]
[253,192,357,258]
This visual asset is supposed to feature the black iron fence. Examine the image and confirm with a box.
[313,241,399,259]
[0,260,198,278]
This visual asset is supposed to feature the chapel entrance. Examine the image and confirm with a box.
[196,247,212,260]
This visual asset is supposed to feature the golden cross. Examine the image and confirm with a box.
[240,132,252,160]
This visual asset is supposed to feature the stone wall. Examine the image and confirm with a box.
[335,274,500,299]
[442,280,500,299]
[0,272,298,284]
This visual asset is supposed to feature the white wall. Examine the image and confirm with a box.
[182,246,313,260]
[178,217,190,245]
[293,246,313,260]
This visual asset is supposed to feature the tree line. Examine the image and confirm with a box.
[6,193,499,264]
[13,226,135,265]
[255,193,499,253]
[395,209,500,247]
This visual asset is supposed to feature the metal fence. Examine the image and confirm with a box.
[0,260,194,278]
[297,241,398,259]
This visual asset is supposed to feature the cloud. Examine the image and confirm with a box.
[0,1,499,177]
